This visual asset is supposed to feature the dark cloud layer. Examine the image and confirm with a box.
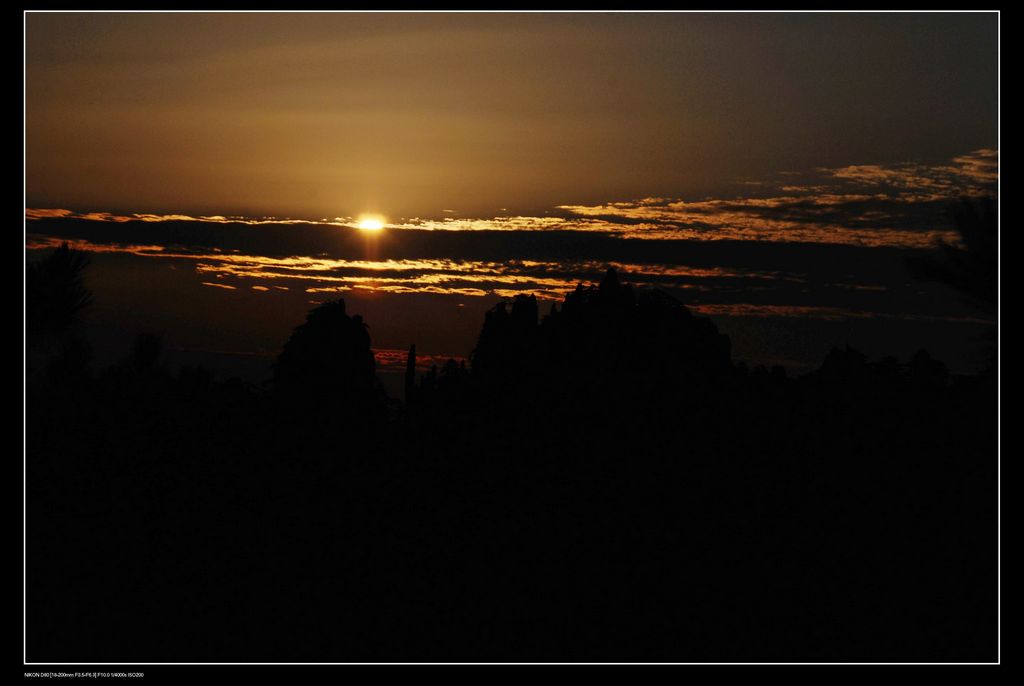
[26,214,989,323]
[29,148,996,248]
[25,148,997,376]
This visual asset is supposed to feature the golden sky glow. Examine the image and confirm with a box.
[23,12,999,377]
[25,13,997,220]
[25,147,999,250]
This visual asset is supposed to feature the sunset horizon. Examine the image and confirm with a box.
[25,10,999,670]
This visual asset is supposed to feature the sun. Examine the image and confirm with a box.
[356,214,386,232]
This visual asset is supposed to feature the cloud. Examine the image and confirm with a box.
[26,232,810,302]
[25,203,954,249]
[25,208,74,220]
[823,148,998,195]
[555,149,997,248]
[26,227,991,326]
[573,149,997,241]
[373,348,467,373]
[951,148,998,184]
[25,148,996,250]
[24,148,997,327]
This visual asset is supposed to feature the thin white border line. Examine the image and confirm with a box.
[995,7,1001,667]
[21,661,1002,665]
[20,9,1004,12]
[22,6,999,671]
[22,5,28,670]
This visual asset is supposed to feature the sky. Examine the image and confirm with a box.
[27,12,997,218]
[24,11,999,390]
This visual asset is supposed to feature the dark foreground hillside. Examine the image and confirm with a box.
[26,256,997,662]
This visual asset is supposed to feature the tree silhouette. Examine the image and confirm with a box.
[26,243,94,381]
[27,242,94,338]
[909,196,997,313]
[272,299,377,409]
[25,267,997,663]
[906,195,997,372]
